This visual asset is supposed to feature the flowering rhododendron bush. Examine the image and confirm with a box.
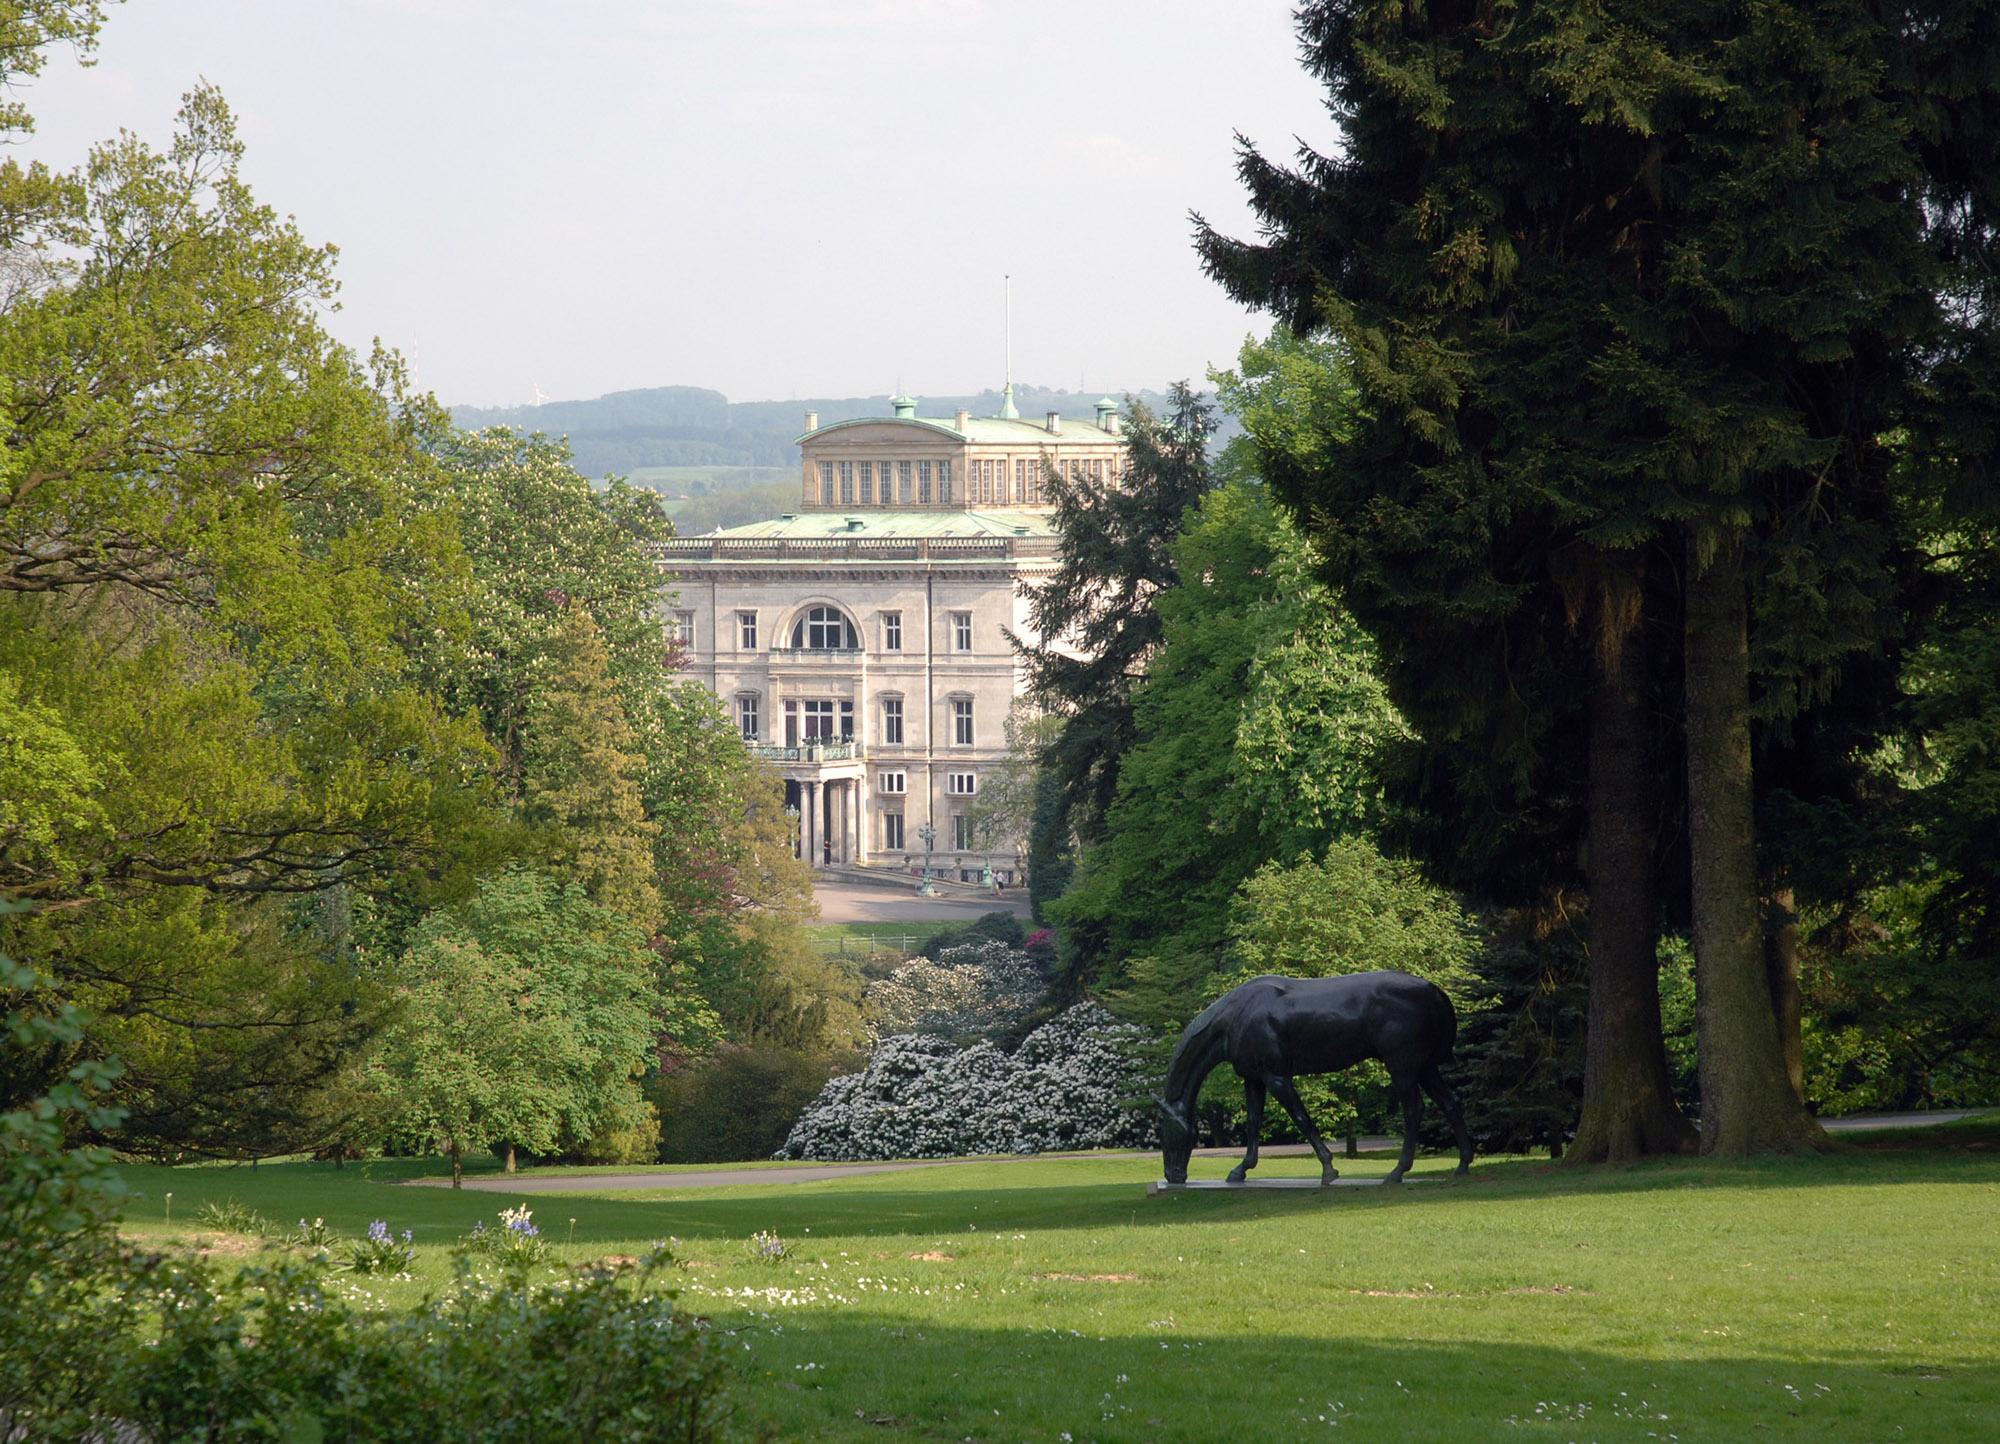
[862,938,1046,1042]
[778,1003,1153,1159]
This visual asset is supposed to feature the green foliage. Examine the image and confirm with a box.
[1452,922,1589,1158]
[1052,480,1404,983]
[522,605,662,929]
[372,870,705,1174]
[655,1045,845,1163]
[1018,384,1219,869]
[112,1247,729,1442]
[916,910,1028,960]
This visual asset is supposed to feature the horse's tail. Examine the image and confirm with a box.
[1429,982,1459,1066]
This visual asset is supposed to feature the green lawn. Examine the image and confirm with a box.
[114,1129,2000,1441]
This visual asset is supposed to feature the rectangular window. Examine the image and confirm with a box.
[878,769,906,794]
[882,611,902,651]
[839,461,854,504]
[858,461,873,504]
[818,462,833,501]
[802,699,835,740]
[951,611,972,652]
[897,460,912,502]
[736,695,759,740]
[737,610,757,649]
[883,810,904,851]
[937,459,952,503]
[839,699,854,740]
[918,460,932,504]
[947,772,976,796]
[1016,458,1027,504]
[952,697,974,746]
[881,697,904,745]
[1091,458,1104,482]
[671,610,696,647]
[951,813,973,850]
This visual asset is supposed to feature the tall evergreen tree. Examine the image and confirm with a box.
[1198,1,1986,1155]
[1014,383,1218,889]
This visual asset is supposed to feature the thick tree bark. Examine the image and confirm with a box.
[1683,529,1826,1155]
[450,1139,464,1188]
[505,1142,517,1174]
[1568,611,1695,1163]
[1766,886,1805,1102]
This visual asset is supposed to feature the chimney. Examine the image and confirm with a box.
[1094,397,1119,434]
[804,410,819,432]
[954,408,970,431]
[1045,410,1062,435]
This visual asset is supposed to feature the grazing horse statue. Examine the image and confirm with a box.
[1157,971,1473,1186]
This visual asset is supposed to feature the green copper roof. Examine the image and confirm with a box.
[797,414,1122,445]
[997,382,1020,420]
[704,510,1058,541]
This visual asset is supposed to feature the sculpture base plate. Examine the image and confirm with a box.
[1148,1176,1442,1195]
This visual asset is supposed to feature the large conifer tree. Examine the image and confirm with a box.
[1200,1,1994,1155]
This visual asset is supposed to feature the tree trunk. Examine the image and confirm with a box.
[505,1141,517,1174]
[450,1139,464,1188]
[1766,886,1805,1102]
[1568,604,1696,1163]
[1683,528,1825,1155]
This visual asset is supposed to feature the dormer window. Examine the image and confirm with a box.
[790,605,859,650]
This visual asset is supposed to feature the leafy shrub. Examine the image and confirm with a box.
[863,938,1046,1043]
[345,1219,415,1275]
[115,1247,731,1443]
[655,1044,843,1162]
[194,1198,275,1237]
[745,1230,788,1264]
[292,1216,334,1249]
[778,1003,1152,1160]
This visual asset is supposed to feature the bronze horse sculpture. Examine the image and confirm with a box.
[1157,971,1474,1186]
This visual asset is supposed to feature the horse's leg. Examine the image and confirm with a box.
[1268,1076,1338,1184]
[1385,1071,1423,1184]
[1421,1063,1473,1176]
[1227,1077,1266,1183]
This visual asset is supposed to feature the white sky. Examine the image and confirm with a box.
[18,1,1336,408]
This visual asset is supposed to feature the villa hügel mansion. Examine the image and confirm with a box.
[652,386,1127,885]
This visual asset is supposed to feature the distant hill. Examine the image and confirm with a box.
[451,384,1225,479]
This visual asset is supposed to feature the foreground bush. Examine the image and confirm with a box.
[115,1248,730,1443]
[2,956,735,1443]
[862,938,1045,1043]
[778,1003,1151,1160]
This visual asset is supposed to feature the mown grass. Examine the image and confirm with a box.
[113,1125,2000,1441]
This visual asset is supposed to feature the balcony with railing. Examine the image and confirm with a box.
[766,646,865,663]
[651,534,1060,565]
[747,738,860,764]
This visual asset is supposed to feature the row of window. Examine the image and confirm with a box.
[811,455,1125,507]
[875,770,977,796]
[735,695,975,747]
[677,606,975,655]
[880,811,976,851]
[819,460,952,506]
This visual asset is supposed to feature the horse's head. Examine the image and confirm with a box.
[1156,1094,1194,1185]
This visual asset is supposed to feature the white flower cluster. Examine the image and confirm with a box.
[777,1002,1153,1160]
[863,938,1047,1042]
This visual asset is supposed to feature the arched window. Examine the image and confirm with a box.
[790,605,859,650]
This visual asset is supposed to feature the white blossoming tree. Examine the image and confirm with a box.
[777,1003,1152,1160]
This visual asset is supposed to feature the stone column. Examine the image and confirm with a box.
[804,781,820,869]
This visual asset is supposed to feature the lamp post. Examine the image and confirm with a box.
[916,821,936,896]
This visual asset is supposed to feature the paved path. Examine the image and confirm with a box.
[409,1111,1985,1194]
[811,875,1032,925]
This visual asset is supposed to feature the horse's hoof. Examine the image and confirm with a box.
[1382,1172,1406,1186]
[1225,1169,1247,1184]
[1319,1169,1340,1185]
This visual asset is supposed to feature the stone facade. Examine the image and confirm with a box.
[653,392,1123,884]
